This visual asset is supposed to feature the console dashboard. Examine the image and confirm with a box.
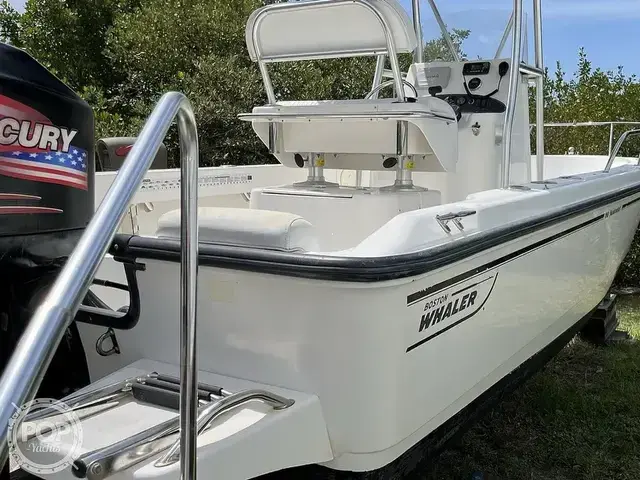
[406,59,511,115]
[437,94,506,114]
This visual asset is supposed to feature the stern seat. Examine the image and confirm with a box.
[156,207,320,253]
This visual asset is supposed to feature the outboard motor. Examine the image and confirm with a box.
[0,43,94,400]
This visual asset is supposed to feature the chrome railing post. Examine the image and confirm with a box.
[0,92,200,480]
[495,12,513,59]
[533,0,545,181]
[176,102,200,480]
[370,55,386,99]
[426,0,460,62]
[411,0,423,63]
[609,123,615,156]
[501,0,523,188]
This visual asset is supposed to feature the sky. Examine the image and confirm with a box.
[7,0,640,78]
[408,0,640,78]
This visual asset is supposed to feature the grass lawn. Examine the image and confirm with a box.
[425,295,640,480]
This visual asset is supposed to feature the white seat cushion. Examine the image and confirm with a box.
[245,0,417,62]
[243,97,459,173]
[156,207,319,252]
[251,97,456,122]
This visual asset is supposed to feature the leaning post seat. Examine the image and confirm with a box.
[238,0,459,174]
[243,99,459,172]
[156,207,320,253]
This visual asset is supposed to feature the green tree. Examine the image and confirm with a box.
[531,48,640,158]
[2,0,141,92]
[423,28,470,62]
[0,0,20,44]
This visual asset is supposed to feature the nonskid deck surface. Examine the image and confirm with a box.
[14,359,331,480]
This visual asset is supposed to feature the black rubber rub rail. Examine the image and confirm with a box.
[109,182,640,283]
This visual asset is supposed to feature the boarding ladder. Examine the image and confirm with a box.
[0,92,291,480]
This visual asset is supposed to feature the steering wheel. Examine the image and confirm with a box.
[365,79,418,100]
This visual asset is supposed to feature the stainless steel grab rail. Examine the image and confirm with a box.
[72,390,293,479]
[531,121,640,157]
[0,91,200,480]
[603,129,640,172]
[155,389,295,468]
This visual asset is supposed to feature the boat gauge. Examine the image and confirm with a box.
[468,77,482,91]
[462,61,491,76]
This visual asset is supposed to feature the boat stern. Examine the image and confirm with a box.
[10,359,333,480]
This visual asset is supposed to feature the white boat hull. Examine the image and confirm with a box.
[5,0,640,476]
[23,164,633,479]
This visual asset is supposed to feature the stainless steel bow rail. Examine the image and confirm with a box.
[530,121,640,157]
[604,129,640,172]
[0,92,201,480]
[13,372,293,480]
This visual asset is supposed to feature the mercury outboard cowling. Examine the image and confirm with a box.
[0,43,94,400]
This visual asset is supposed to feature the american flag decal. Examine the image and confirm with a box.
[0,148,88,190]
[0,94,88,191]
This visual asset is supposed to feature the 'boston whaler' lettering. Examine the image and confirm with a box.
[408,271,499,348]
[420,290,477,332]
[422,294,448,312]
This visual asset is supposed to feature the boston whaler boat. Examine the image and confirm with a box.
[2,0,640,479]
